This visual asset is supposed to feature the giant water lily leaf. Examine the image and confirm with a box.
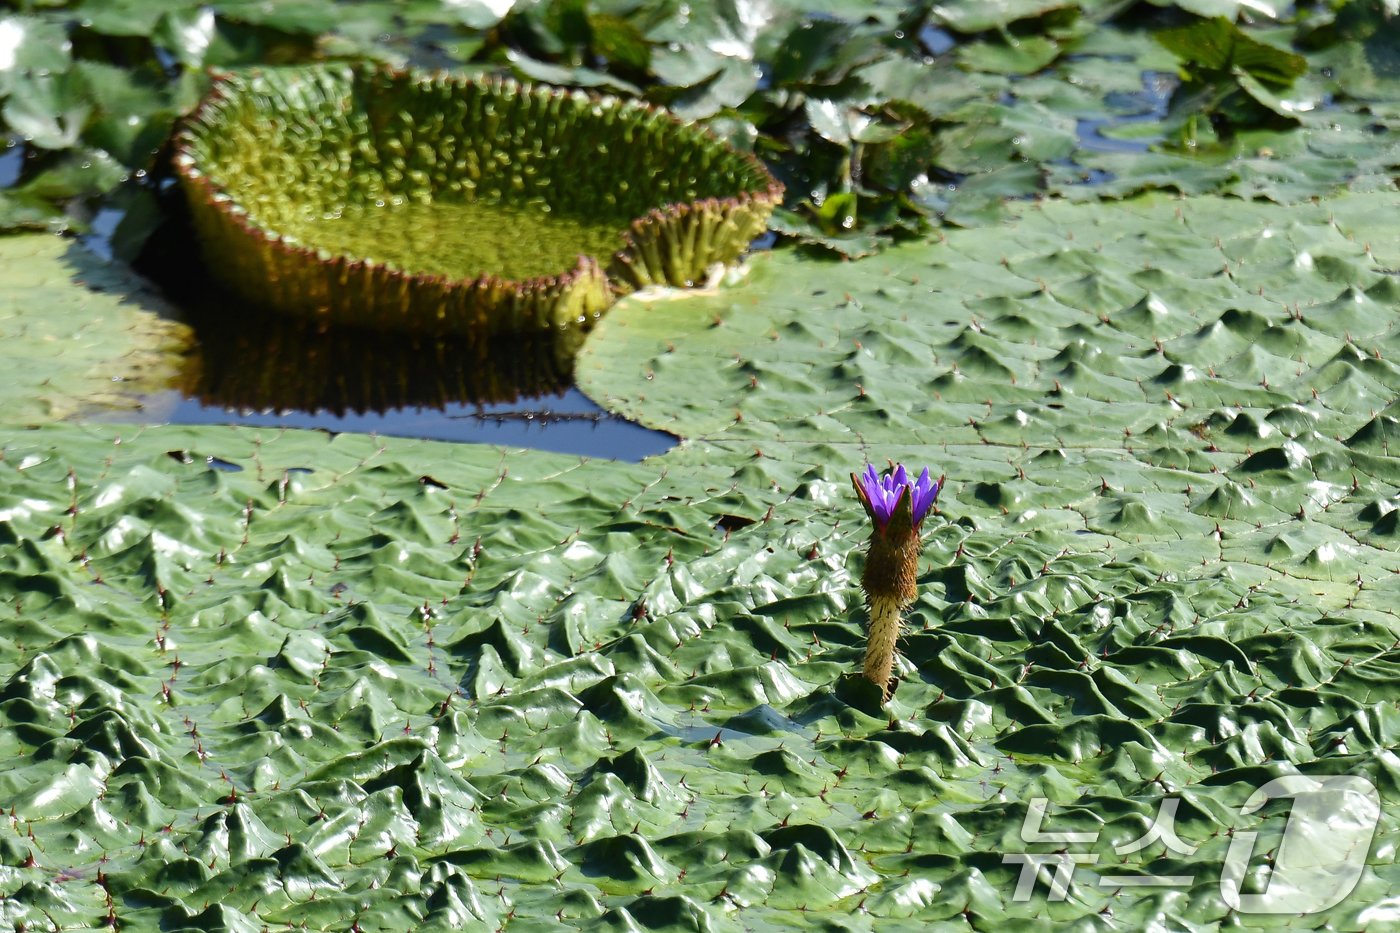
[0,233,191,422]
[3,190,1398,929]
[579,192,1400,451]
[4,1,1400,929]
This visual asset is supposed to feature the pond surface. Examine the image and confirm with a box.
[84,64,1179,463]
[122,209,677,461]
[160,388,675,460]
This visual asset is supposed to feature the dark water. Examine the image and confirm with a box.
[126,206,677,461]
[1075,70,1178,153]
[165,391,674,460]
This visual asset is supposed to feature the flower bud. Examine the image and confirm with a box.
[851,463,942,698]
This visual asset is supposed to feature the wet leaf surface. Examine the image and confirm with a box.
[0,189,1398,927]
[0,234,191,422]
[2,1,1400,929]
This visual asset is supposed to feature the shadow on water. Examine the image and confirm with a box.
[131,206,677,461]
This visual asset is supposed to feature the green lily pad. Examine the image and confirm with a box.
[3,2,1400,930]
[0,16,72,97]
[932,0,1080,34]
[3,190,1400,930]
[957,34,1062,75]
[2,71,90,151]
[1158,16,1307,85]
[0,233,191,422]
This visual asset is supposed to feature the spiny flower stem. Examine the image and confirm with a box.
[863,594,903,697]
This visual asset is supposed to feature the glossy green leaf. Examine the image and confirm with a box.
[1157,15,1308,85]
[0,16,71,97]
[933,0,1080,34]
[0,233,191,421]
[3,2,1400,930]
[2,71,90,150]
[8,181,1400,925]
[957,34,1061,75]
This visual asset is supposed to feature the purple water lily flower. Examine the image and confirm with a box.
[855,463,941,529]
[850,461,945,700]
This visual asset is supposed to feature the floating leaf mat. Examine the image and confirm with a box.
[4,192,1400,930]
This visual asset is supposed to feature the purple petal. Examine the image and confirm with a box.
[859,464,893,523]
[908,471,926,520]
[910,467,936,523]
[859,462,942,527]
[863,465,885,505]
